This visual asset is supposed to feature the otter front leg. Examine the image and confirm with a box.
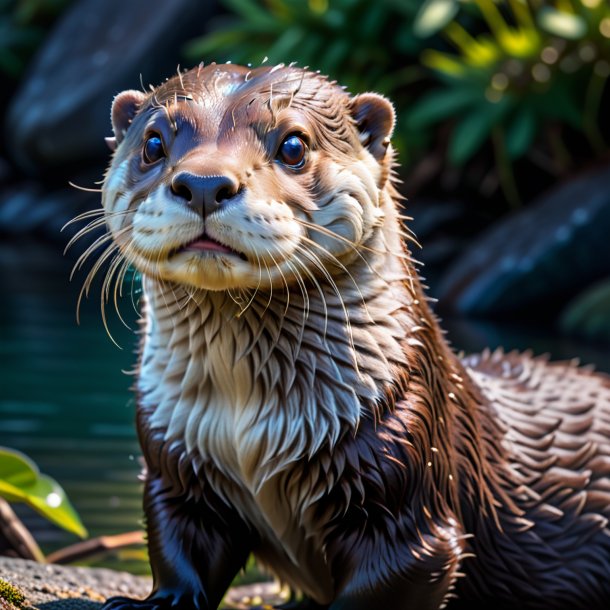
[330,570,456,610]
[104,473,254,610]
[328,520,463,610]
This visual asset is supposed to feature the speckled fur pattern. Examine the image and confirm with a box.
[98,63,610,610]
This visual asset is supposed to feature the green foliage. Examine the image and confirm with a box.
[0,579,26,609]
[184,0,428,162]
[560,279,610,343]
[0,447,87,538]
[185,0,610,206]
[0,0,72,77]
[186,0,423,90]
[408,0,610,203]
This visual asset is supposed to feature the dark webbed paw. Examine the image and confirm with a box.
[249,600,329,610]
[102,593,207,610]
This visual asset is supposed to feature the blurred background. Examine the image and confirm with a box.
[1,0,609,581]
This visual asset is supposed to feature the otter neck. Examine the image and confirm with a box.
[138,234,433,481]
[137,225,502,517]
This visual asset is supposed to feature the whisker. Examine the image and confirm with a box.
[261,255,274,318]
[105,252,133,331]
[291,248,328,340]
[295,244,359,372]
[297,218,414,263]
[68,181,103,193]
[61,209,105,231]
[266,248,292,319]
[296,218,416,297]
[237,241,263,318]
[75,242,119,325]
[70,231,121,280]
[63,209,134,255]
[297,234,375,325]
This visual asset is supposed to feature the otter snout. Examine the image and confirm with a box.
[171,172,242,218]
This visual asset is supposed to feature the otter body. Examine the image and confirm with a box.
[98,64,610,610]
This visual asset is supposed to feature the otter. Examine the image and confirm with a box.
[97,63,610,610]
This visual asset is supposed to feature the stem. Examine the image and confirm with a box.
[583,71,608,155]
[46,530,145,565]
[507,0,534,28]
[474,0,509,38]
[492,127,522,209]
[0,498,45,563]
[444,21,482,55]
[548,124,572,173]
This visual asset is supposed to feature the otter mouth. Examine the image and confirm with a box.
[177,232,248,261]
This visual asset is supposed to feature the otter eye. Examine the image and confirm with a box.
[277,134,306,168]
[143,133,165,164]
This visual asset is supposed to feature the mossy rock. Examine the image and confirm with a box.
[0,558,283,609]
[0,578,26,609]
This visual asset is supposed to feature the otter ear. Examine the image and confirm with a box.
[350,93,395,161]
[110,89,147,145]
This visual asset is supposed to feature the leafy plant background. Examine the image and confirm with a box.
[185,0,610,209]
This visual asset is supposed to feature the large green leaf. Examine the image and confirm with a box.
[0,447,87,538]
[537,7,587,40]
[223,0,280,27]
[505,107,537,160]
[406,86,482,128]
[449,95,512,165]
[413,0,458,38]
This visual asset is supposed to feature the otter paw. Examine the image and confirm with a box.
[102,598,157,610]
[102,594,206,610]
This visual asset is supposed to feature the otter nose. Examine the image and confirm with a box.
[171,172,241,217]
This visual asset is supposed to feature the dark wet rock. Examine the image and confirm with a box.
[405,198,480,290]
[559,278,610,344]
[435,166,610,317]
[0,183,100,256]
[6,0,219,176]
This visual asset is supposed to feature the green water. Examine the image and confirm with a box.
[0,238,144,571]
[1,237,608,574]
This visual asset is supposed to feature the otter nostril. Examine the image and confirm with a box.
[171,182,193,202]
[216,187,233,203]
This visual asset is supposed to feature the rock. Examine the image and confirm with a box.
[559,278,610,344]
[0,557,150,609]
[6,0,220,176]
[435,165,610,317]
[404,198,480,291]
[0,182,101,256]
[0,557,283,610]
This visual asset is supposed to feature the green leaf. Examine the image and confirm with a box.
[406,87,482,129]
[505,107,537,160]
[537,7,587,40]
[449,95,512,165]
[265,27,306,64]
[223,0,280,27]
[0,447,87,538]
[183,29,251,60]
[0,447,37,487]
[413,0,459,38]
[421,49,469,77]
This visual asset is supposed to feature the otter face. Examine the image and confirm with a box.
[103,64,395,291]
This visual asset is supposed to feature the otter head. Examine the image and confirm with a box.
[103,63,395,291]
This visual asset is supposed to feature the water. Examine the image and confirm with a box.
[1,237,608,574]
[0,238,144,572]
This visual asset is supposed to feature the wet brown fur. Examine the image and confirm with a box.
[98,64,610,610]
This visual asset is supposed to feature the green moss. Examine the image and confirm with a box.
[0,579,26,609]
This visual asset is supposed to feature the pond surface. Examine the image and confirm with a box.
[1,237,608,574]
